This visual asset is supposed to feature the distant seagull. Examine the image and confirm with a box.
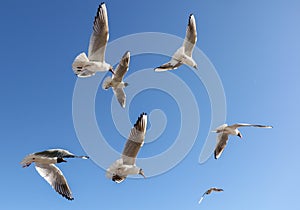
[20,149,89,200]
[72,2,114,78]
[213,123,273,159]
[198,187,223,204]
[106,113,147,183]
[102,51,130,108]
[155,14,197,71]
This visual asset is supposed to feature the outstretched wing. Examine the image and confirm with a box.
[113,87,126,108]
[113,51,130,83]
[34,149,75,158]
[214,133,229,159]
[88,3,109,62]
[229,123,273,130]
[183,14,197,57]
[122,113,147,165]
[154,59,182,72]
[199,188,223,204]
[35,163,73,200]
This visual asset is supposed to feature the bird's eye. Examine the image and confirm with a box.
[32,158,35,160]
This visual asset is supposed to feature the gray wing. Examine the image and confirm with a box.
[154,59,182,72]
[34,149,75,158]
[183,14,197,57]
[35,163,73,200]
[88,3,109,62]
[229,123,273,129]
[214,133,229,159]
[122,113,147,165]
[113,87,126,108]
[112,51,130,83]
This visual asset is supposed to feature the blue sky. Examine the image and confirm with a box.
[1,0,299,209]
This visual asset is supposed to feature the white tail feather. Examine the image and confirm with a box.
[102,76,113,90]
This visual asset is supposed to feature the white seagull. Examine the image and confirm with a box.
[155,14,198,71]
[102,51,130,108]
[198,187,224,204]
[106,113,147,183]
[20,149,89,200]
[213,123,273,159]
[72,2,114,78]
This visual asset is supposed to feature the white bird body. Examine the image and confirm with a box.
[72,3,113,78]
[213,123,273,159]
[102,51,130,108]
[20,149,89,200]
[106,113,147,183]
[106,159,142,183]
[155,14,197,71]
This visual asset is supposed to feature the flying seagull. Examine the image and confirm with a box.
[155,14,197,71]
[106,113,147,183]
[213,123,273,159]
[102,51,130,108]
[198,187,223,204]
[72,2,114,77]
[20,149,89,200]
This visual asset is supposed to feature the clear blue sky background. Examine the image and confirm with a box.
[1,0,299,209]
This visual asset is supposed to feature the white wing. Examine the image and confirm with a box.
[214,133,229,159]
[198,196,204,204]
[213,123,228,132]
[35,163,73,200]
[229,123,273,129]
[183,14,197,57]
[113,87,126,108]
[122,113,147,165]
[88,3,109,62]
[112,51,130,83]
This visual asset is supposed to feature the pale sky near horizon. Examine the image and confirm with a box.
[1,0,299,209]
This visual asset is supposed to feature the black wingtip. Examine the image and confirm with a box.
[100,2,105,6]
[214,152,218,159]
[134,113,147,127]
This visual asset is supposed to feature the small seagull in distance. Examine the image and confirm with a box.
[20,149,89,200]
[72,2,114,77]
[102,51,130,108]
[198,187,224,204]
[155,14,198,71]
[213,123,273,159]
[106,113,147,183]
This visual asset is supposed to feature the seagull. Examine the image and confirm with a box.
[106,113,147,183]
[102,51,130,108]
[72,2,114,78]
[155,14,197,71]
[213,123,273,159]
[20,149,89,200]
[198,187,223,204]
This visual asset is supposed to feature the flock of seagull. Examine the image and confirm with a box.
[20,2,273,205]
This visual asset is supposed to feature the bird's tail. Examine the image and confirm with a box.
[72,52,90,71]
[102,76,113,90]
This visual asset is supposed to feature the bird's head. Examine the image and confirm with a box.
[237,132,243,139]
[57,157,67,163]
[112,174,125,183]
[139,169,146,178]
